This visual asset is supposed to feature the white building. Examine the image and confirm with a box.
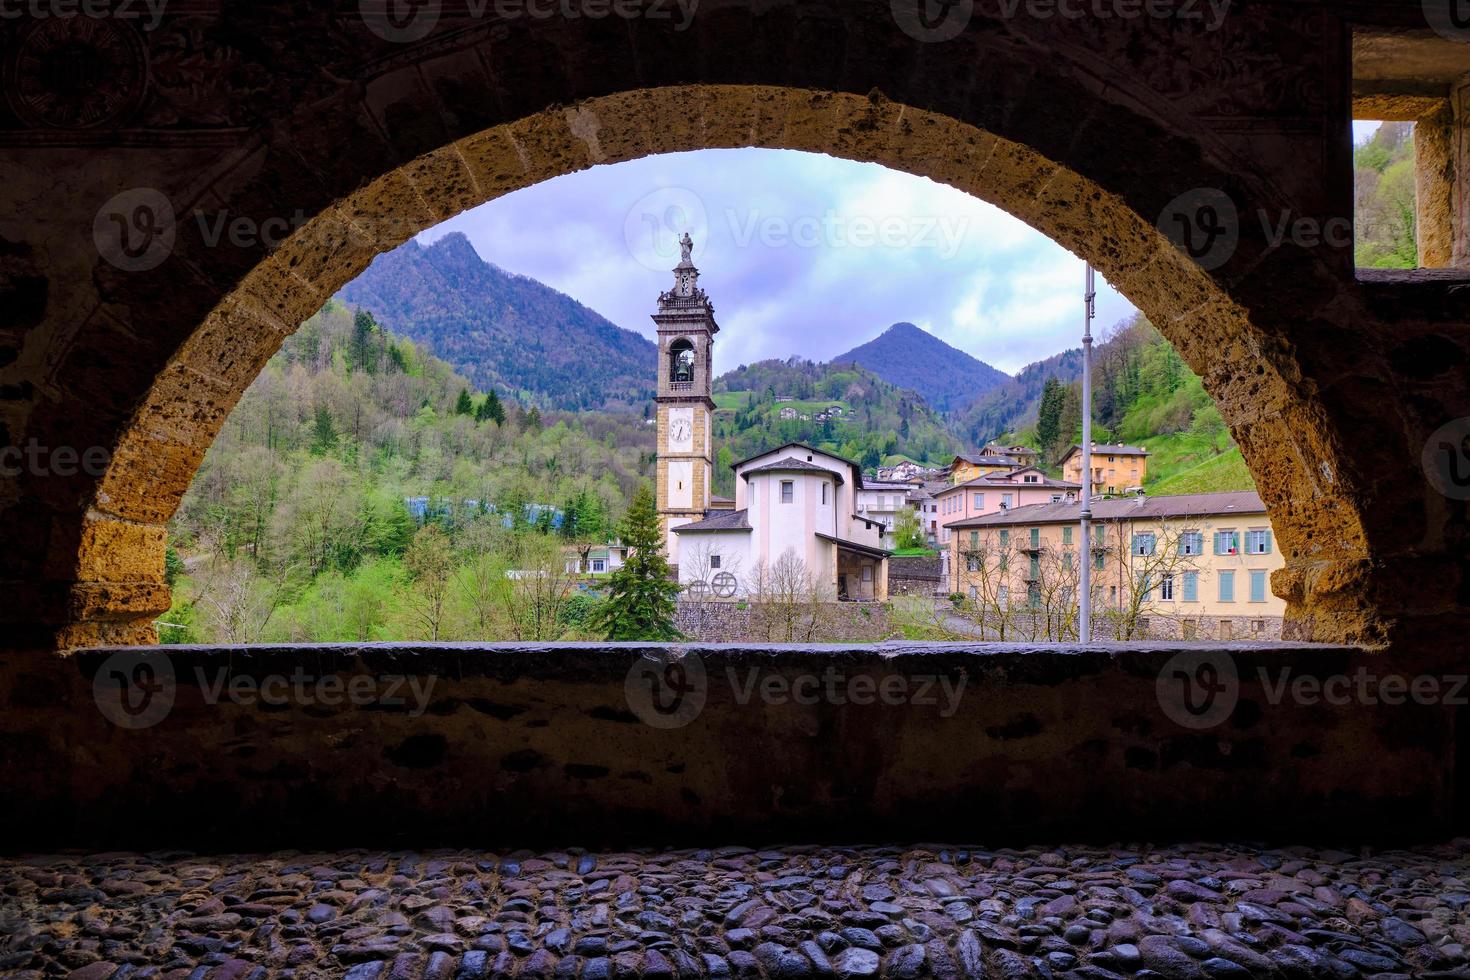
[673,442,890,601]
[855,479,915,534]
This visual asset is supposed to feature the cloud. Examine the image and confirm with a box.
[418,148,1138,376]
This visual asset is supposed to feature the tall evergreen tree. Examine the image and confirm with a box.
[592,484,680,641]
[350,309,379,374]
[455,388,474,416]
[476,389,505,425]
[310,405,338,455]
[1037,376,1064,461]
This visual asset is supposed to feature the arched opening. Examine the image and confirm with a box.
[669,338,696,387]
[66,86,1379,649]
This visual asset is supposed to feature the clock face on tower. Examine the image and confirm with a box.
[668,408,694,452]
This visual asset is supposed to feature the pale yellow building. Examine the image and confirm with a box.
[947,453,1018,485]
[1059,443,1150,494]
[948,491,1284,640]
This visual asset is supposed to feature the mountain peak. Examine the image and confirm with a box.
[833,324,1010,414]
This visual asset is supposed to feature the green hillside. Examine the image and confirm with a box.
[1149,447,1254,495]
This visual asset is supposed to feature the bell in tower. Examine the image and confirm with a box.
[652,233,720,567]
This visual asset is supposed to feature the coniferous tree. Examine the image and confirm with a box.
[455,388,474,416]
[310,406,338,455]
[593,484,680,641]
[1037,377,1064,462]
[350,309,379,374]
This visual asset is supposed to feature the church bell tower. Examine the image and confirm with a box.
[653,232,717,566]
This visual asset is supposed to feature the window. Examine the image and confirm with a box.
[1050,494,1062,503]
[1182,570,1199,602]
[966,556,980,572]
[592,559,606,573]
[1214,530,1239,555]
[1219,620,1233,641]
[1095,524,1107,546]
[1137,572,1151,599]
[1246,529,1272,555]
[1027,583,1041,609]
[1252,620,1266,633]
[1030,527,1040,549]
[1024,474,1038,483]
[1001,493,1013,509]
[861,565,873,583]
[1182,619,1198,639]
[1219,570,1235,602]
[1063,526,1073,546]
[999,529,1010,547]
[780,481,794,503]
[972,492,984,509]
[1062,552,1073,572]
[1094,550,1105,570]
[710,555,721,569]
[1132,532,1156,556]
[821,483,828,505]
[1029,554,1040,579]
[1179,531,1203,556]
[969,585,978,600]
[969,531,978,549]
[1249,569,1267,603]
[1160,574,1175,601]
[998,586,1009,610]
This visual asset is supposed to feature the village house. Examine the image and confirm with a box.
[933,467,1081,545]
[855,479,916,534]
[1060,443,1151,494]
[980,444,1040,468]
[948,490,1285,640]
[946,452,1019,484]
[564,541,631,576]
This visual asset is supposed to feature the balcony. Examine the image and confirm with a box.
[668,381,693,392]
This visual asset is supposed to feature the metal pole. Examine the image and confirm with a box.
[1078,264,1096,642]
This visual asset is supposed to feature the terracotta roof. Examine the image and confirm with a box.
[672,509,751,532]
[947,491,1267,529]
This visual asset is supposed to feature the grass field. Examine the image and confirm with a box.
[712,390,752,411]
[1148,448,1255,495]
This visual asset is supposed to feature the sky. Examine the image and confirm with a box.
[419,128,1384,377]
[417,148,1137,377]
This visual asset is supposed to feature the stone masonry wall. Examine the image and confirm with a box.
[675,601,892,642]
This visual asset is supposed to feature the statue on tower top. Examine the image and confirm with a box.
[678,231,694,266]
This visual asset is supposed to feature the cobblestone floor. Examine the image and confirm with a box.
[5,842,1470,979]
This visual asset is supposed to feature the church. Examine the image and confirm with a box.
[652,235,890,601]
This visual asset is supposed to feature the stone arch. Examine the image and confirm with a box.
[53,83,1380,649]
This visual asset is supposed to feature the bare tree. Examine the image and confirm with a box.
[191,559,284,644]
[405,523,455,641]
[678,542,744,639]
[1107,520,1205,640]
[748,548,836,642]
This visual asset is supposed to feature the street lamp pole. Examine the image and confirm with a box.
[1078,263,1096,642]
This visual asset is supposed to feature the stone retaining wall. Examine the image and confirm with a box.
[888,556,943,596]
[0,642,1452,850]
[674,602,892,642]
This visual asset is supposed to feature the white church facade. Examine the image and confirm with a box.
[653,235,889,601]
